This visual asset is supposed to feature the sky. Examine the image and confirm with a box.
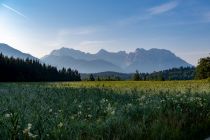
[0,0,210,65]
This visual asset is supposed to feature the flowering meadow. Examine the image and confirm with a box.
[0,80,210,140]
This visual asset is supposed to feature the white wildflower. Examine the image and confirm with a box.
[5,113,12,118]
[127,103,132,107]
[58,122,63,128]
[87,114,92,118]
[28,132,38,138]
[49,109,53,113]
[111,110,115,115]
[28,123,32,130]
[78,111,82,115]
[23,128,29,134]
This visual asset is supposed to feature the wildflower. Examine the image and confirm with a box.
[78,105,82,108]
[100,98,108,104]
[107,103,112,111]
[23,123,37,138]
[141,95,146,100]
[54,112,58,117]
[28,123,32,130]
[58,122,63,128]
[49,109,53,113]
[127,103,132,107]
[5,113,12,118]
[111,110,115,115]
[87,114,92,118]
[23,128,29,134]
[28,132,38,138]
[78,111,82,115]
[160,99,165,103]
[71,116,75,120]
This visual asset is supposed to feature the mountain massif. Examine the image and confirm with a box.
[0,43,192,73]
[41,47,192,73]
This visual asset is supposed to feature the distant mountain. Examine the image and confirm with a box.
[41,47,192,73]
[42,54,121,73]
[125,48,191,72]
[0,43,37,60]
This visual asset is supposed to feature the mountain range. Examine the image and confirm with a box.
[41,47,192,73]
[0,43,192,73]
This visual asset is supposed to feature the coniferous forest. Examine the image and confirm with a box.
[0,53,81,82]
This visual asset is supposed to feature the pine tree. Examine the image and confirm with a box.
[89,74,95,81]
[133,70,141,81]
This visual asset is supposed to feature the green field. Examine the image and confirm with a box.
[0,80,210,140]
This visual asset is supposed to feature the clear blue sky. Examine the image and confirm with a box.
[0,0,210,65]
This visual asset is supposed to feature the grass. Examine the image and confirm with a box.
[0,80,210,140]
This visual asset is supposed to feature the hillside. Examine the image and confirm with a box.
[0,43,37,60]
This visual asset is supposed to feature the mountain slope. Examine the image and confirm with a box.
[41,47,192,73]
[42,54,122,73]
[0,43,37,60]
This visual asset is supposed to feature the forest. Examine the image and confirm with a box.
[0,53,81,82]
[83,67,196,81]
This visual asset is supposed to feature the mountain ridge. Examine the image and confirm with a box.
[41,47,192,73]
[0,43,37,60]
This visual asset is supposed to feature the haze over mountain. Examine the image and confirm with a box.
[0,43,37,60]
[0,43,192,73]
[41,47,192,73]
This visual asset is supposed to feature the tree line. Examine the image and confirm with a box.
[85,67,196,81]
[133,67,195,81]
[0,53,81,82]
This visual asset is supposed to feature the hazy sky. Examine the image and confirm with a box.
[0,0,210,65]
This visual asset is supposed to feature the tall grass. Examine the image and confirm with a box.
[0,81,210,139]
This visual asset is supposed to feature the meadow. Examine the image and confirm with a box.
[0,80,210,140]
